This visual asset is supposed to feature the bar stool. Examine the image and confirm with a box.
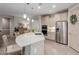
[2,35,8,54]
[2,35,23,55]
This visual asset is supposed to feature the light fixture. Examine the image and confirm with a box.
[23,3,27,19]
[38,6,41,9]
[32,19,34,22]
[23,14,27,19]
[38,3,42,9]
[52,5,56,8]
[27,17,30,21]
[2,18,5,23]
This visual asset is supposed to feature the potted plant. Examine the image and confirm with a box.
[32,29,35,32]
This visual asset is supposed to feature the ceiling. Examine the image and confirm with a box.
[0,3,74,17]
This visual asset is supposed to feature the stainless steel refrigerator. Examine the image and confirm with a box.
[55,21,68,45]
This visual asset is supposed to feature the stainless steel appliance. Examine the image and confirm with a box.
[42,25,47,36]
[55,21,68,45]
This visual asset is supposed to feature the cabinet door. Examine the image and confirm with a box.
[47,32,55,40]
[41,16,49,25]
[60,12,68,21]
[2,18,10,35]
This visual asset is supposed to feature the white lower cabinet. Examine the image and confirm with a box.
[46,32,55,41]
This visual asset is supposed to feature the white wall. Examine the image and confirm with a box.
[0,17,3,30]
[31,16,41,32]
[9,16,31,34]
[68,4,79,52]
[10,17,14,35]
[14,16,30,28]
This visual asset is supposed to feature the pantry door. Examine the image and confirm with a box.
[2,18,10,35]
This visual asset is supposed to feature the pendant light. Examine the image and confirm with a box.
[32,19,34,22]
[23,3,27,19]
[23,14,27,19]
[38,3,42,9]
[27,17,30,21]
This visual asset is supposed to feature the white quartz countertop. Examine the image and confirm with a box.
[15,32,45,47]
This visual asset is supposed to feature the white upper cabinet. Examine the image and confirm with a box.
[41,12,68,27]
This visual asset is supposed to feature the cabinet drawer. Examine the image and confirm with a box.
[46,32,55,40]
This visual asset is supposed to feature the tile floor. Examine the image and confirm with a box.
[45,39,79,55]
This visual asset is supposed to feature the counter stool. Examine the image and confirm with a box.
[2,35,23,55]
[6,44,23,55]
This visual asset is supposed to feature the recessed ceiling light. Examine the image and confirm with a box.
[38,6,41,9]
[52,5,56,8]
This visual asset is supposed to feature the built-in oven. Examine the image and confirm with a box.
[42,25,47,36]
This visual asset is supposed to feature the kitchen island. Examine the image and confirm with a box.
[16,32,45,55]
